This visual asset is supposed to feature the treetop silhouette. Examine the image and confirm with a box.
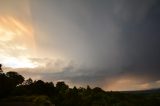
[0,64,3,72]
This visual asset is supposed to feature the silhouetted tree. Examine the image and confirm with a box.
[0,71,24,98]
[0,73,9,97]
[32,80,46,94]
[0,64,3,72]
[6,71,24,87]
[0,69,160,106]
[23,78,33,85]
[56,81,69,93]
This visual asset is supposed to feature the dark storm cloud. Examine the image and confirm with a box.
[28,0,160,90]
[119,0,160,82]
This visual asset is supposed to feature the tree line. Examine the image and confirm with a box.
[0,70,160,105]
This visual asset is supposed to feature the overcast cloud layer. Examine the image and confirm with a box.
[1,0,160,91]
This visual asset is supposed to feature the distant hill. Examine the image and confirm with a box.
[121,88,160,94]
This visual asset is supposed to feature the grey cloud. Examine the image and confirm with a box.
[112,0,157,23]
[29,0,160,90]
[2,0,159,90]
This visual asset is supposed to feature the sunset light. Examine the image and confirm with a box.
[0,0,160,93]
[0,0,160,105]
[0,16,36,68]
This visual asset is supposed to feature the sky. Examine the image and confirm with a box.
[0,0,160,91]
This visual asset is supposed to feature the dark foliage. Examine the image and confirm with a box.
[0,72,24,98]
[0,71,160,106]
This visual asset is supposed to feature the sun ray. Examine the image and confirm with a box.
[0,1,37,68]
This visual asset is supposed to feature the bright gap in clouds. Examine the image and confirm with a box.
[0,16,36,68]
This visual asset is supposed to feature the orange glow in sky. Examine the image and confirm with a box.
[0,16,36,68]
